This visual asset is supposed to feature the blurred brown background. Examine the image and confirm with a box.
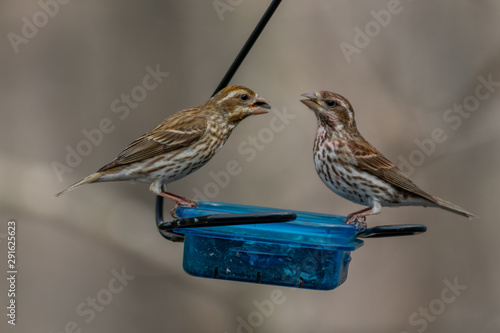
[1,0,499,332]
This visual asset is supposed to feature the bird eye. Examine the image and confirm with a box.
[240,94,248,101]
[326,100,336,107]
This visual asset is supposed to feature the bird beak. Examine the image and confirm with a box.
[250,96,271,114]
[300,92,321,112]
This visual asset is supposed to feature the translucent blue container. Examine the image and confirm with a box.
[175,201,363,290]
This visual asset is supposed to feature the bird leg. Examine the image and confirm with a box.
[344,201,382,231]
[158,191,198,218]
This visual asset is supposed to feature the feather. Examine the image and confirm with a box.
[98,108,207,172]
[350,139,437,202]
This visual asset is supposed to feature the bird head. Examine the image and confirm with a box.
[210,85,271,124]
[300,91,356,131]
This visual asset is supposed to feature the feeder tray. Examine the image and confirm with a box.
[156,199,426,290]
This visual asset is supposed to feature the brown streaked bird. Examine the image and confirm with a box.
[56,85,271,216]
[301,90,476,229]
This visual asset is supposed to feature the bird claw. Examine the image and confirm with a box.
[344,215,367,232]
[349,219,367,232]
[159,191,198,218]
[169,200,198,218]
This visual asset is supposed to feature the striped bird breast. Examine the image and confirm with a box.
[135,122,235,184]
[313,129,397,206]
[167,123,234,181]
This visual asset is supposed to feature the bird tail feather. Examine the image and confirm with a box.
[55,173,102,197]
[432,196,477,219]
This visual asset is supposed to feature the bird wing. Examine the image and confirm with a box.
[98,108,207,172]
[349,139,437,203]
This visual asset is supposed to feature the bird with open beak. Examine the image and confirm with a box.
[57,85,271,216]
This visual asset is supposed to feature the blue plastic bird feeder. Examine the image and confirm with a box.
[156,200,426,290]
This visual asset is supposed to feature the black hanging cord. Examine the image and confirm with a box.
[212,0,282,97]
